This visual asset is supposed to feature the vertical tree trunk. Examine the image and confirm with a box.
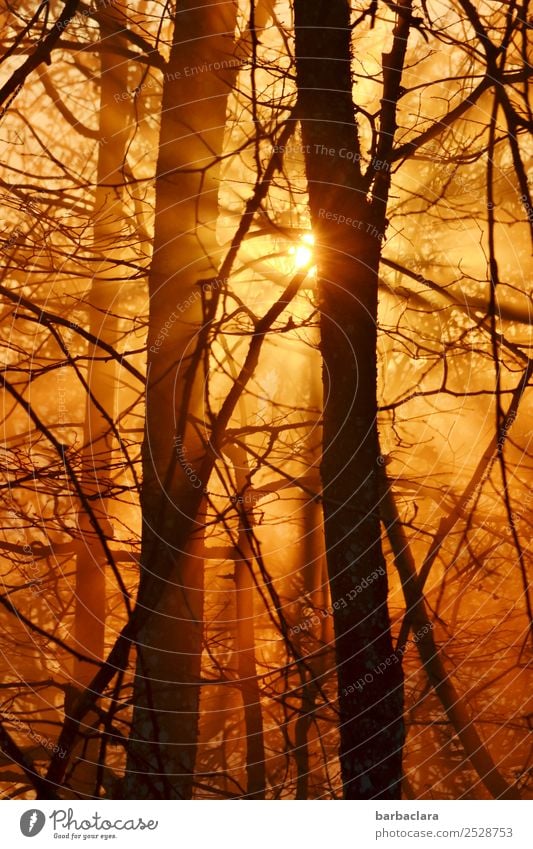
[380,472,517,799]
[229,444,267,799]
[124,1,238,799]
[294,361,331,799]
[293,0,405,798]
[73,5,130,684]
[294,499,330,799]
[234,543,266,799]
[69,6,131,796]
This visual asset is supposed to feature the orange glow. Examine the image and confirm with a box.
[289,232,315,270]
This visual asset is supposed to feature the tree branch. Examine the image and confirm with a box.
[0,1,80,112]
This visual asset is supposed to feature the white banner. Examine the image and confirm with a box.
[2,800,531,849]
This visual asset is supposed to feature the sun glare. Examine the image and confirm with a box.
[289,232,315,270]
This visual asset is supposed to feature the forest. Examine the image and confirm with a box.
[0,0,531,801]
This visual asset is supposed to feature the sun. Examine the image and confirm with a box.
[289,232,315,270]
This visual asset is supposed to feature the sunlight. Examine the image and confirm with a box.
[289,232,315,270]
[3,0,529,806]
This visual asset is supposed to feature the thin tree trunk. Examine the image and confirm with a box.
[69,6,130,796]
[294,0,405,798]
[294,499,330,799]
[235,546,266,799]
[222,341,267,799]
[228,444,267,799]
[73,4,129,685]
[380,474,518,799]
[235,487,266,799]
[294,361,331,799]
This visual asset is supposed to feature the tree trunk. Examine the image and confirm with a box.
[69,5,131,796]
[234,544,266,799]
[294,360,332,799]
[124,1,238,799]
[293,0,405,798]
[380,472,518,799]
[294,499,331,799]
[228,443,266,799]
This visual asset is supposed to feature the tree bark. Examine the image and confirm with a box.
[124,1,238,799]
[380,474,518,799]
[294,499,331,799]
[69,5,131,797]
[226,442,266,799]
[294,0,405,798]
[294,359,332,799]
